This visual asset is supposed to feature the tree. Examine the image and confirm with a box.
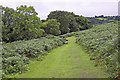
[47,11,92,34]
[68,14,79,32]
[13,5,44,40]
[47,11,80,34]
[47,11,71,34]
[75,16,92,30]
[2,7,15,42]
[2,5,44,42]
[42,19,61,35]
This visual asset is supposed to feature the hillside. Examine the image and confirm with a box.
[2,22,119,79]
[1,4,119,79]
[76,22,118,78]
[6,37,109,78]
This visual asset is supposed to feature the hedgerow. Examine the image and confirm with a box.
[2,35,67,77]
[76,22,119,79]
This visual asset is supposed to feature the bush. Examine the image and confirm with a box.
[76,22,119,78]
[2,35,67,77]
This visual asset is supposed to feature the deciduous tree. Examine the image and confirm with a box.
[42,19,61,35]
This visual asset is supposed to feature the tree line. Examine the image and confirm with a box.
[88,15,119,24]
[2,5,92,42]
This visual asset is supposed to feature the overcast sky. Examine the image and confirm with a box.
[0,0,119,20]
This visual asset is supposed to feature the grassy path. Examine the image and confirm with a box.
[16,36,109,78]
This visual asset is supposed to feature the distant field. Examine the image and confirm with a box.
[96,18,107,20]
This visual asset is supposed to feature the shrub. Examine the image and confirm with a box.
[2,35,67,77]
[76,22,119,78]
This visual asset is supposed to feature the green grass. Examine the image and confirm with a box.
[14,36,109,78]
[108,20,115,21]
[96,18,107,20]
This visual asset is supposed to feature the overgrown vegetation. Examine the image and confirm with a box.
[14,37,109,78]
[76,22,119,79]
[2,5,93,78]
[59,21,119,79]
[1,4,119,79]
[2,35,67,78]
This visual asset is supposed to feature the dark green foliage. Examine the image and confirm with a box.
[2,5,44,42]
[75,16,92,30]
[47,11,92,34]
[47,11,71,34]
[2,7,93,42]
[2,7,15,42]
[42,19,61,35]
[68,15,80,32]
[13,5,44,40]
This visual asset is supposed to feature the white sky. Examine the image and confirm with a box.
[0,0,119,20]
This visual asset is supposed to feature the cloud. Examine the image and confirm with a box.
[0,0,119,19]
